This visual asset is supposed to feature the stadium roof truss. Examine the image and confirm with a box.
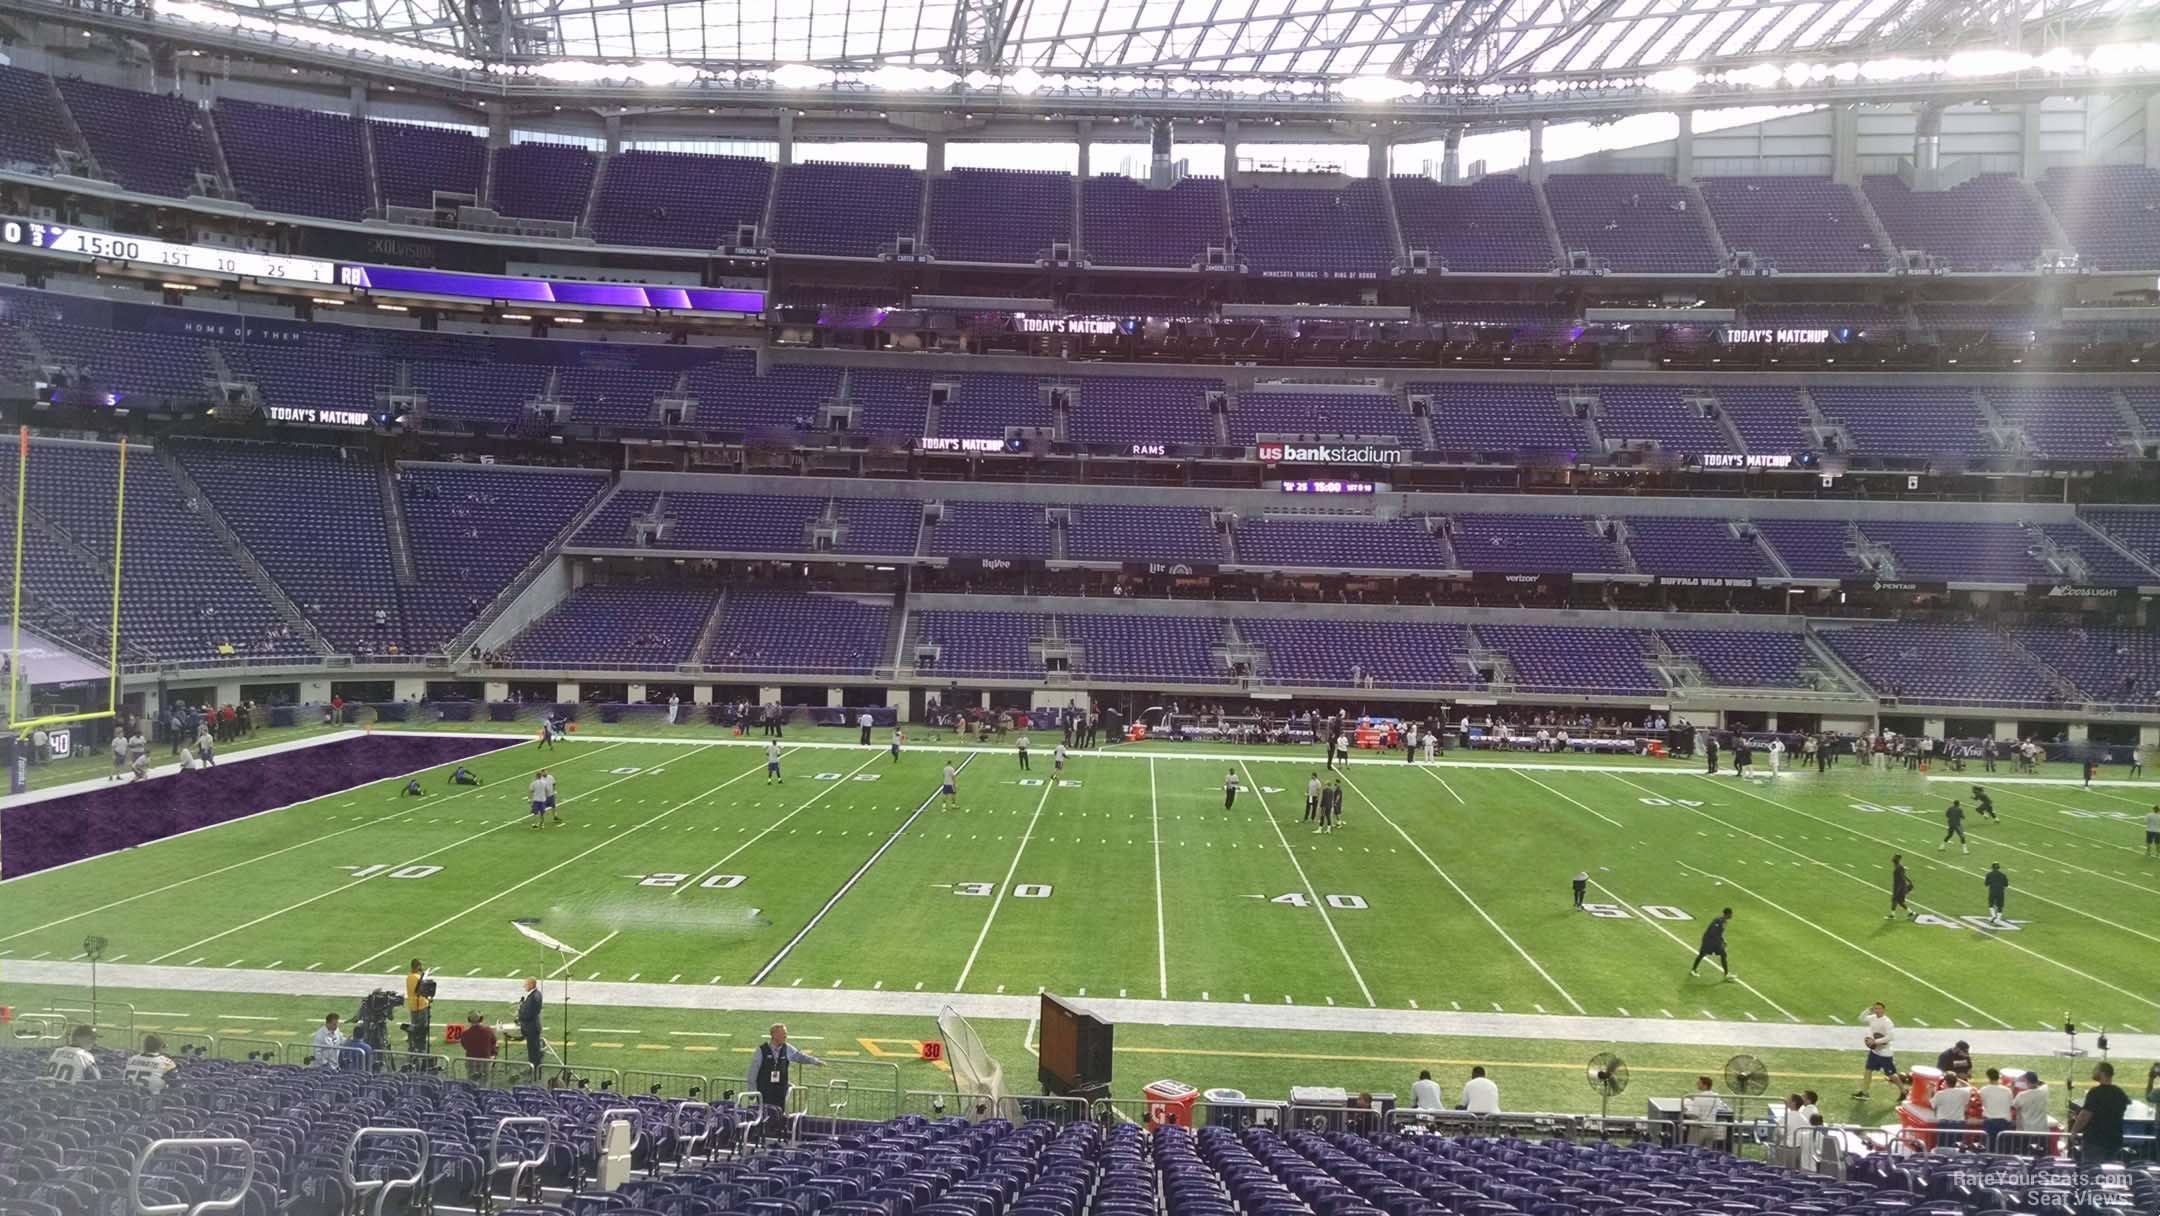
[221,0,2157,81]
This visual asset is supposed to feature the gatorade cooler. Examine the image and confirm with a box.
[1144,1080,1199,1127]
[1907,1065,1944,1108]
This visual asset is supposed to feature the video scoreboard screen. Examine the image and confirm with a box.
[2,219,338,284]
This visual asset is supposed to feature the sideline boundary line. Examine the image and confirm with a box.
[24,958,2137,1056]
[1150,758,1168,1001]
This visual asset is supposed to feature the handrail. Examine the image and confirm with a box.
[597,1104,642,1157]
[341,1127,430,1216]
[484,1116,551,1213]
[131,1138,255,1216]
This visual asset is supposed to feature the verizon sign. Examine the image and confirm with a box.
[1257,442,1406,466]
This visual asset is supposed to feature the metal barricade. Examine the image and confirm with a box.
[804,1059,903,1121]
[212,1034,283,1065]
[484,1116,552,1214]
[342,1127,431,1216]
[625,1069,714,1101]
[131,1137,255,1216]
[156,1031,221,1062]
[47,1001,135,1048]
[6,1012,65,1046]
[1089,1097,1155,1126]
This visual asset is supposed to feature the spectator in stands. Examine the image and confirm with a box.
[46,1025,101,1083]
[1682,1076,1723,1145]
[310,1013,344,1067]
[1460,1066,1500,1114]
[124,1034,176,1094]
[1411,1069,1445,1110]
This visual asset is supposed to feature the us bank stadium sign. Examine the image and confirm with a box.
[1257,442,1407,466]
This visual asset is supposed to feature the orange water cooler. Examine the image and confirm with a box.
[1897,1066,1943,1149]
[1143,1080,1199,1127]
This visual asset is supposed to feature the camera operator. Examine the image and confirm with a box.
[404,958,434,1055]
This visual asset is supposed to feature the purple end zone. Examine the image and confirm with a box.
[1,734,512,880]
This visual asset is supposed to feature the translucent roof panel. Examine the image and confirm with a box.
[242,0,2150,80]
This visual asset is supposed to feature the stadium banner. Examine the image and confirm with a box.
[1655,575,1758,588]
[1124,561,1221,577]
[2025,583,2123,599]
[1467,571,1572,592]
[945,557,1045,574]
[1255,441,1406,467]
[1840,578,1950,594]
[335,264,766,315]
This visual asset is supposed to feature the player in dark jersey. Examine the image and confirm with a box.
[1970,786,1996,821]
[1888,854,1916,921]
[1941,800,1968,854]
[1983,864,2010,926]
[1691,908,1734,979]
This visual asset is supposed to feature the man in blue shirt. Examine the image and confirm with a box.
[747,1023,825,1126]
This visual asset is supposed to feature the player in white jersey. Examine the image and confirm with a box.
[766,741,784,784]
[941,763,958,807]
[528,771,551,828]
[1053,743,1067,775]
[542,769,560,825]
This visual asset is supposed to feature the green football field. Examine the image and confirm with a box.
[4,728,2156,1116]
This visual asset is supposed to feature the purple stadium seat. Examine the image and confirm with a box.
[1391,176,1552,272]
[928,169,1072,264]
[1622,518,1777,579]
[1696,177,1890,273]
[1448,514,1626,574]
[1081,176,1227,269]
[2038,165,2160,271]
[927,502,1052,559]
[1232,515,1451,570]
[214,98,371,221]
[490,143,598,223]
[1820,622,2060,706]
[772,162,922,258]
[0,66,73,173]
[1228,392,1410,443]
[592,150,772,251]
[1752,519,1867,580]
[1544,174,1719,273]
[1863,174,2049,272]
[371,119,486,210]
[1476,625,1662,694]
[1985,387,2129,461]
[55,77,220,198]
[913,609,1047,678]
[1068,506,1224,563]
[1244,619,1480,688]
[1418,384,1589,455]
[1067,376,1220,446]
[502,584,717,669]
[1594,387,1727,455]
[1063,614,1223,682]
[1658,630,1815,687]
[1809,385,1990,462]
[1854,521,2055,584]
[1230,181,1393,277]
[706,591,890,675]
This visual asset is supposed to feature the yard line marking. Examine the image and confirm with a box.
[953,759,1055,992]
[1587,875,1800,1023]
[1242,761,1376,1008]
[1511,771,1624,827]
[669,974,681,983]
[547,930,620,979]
[1337,769,1581,1014]
[1150,758,1168,1000]
[1678,861,2014,1028]
[751,753,979,987]
[346,744,764,971]
[305,963,320,971]
[1670,774,2160,955]
[1,740,636,945]
[142,746,685,966]
[672,750,885,901]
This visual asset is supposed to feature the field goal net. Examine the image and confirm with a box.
[8,427,125,736]
[938,1004,1006,1116]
